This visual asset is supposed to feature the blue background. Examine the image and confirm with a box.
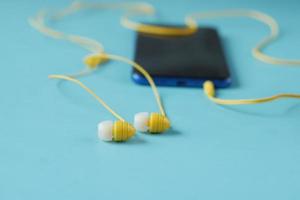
[0,0,299,199]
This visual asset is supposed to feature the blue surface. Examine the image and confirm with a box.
[0,0,300,200]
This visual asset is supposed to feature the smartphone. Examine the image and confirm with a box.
[132,26,231,88]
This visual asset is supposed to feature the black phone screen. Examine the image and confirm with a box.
[132,26,231,87]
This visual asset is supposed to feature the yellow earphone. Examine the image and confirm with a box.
[48,53,170,142]
[83,53,171,134]
[29,2,300,142]
[29,2,172,142]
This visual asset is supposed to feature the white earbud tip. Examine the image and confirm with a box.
[98,120,113,141]
[134,112,149,132]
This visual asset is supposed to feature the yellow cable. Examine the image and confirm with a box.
[69,1,197,36]
[57,1,197,36]
[203,81,300,105]
[105,54,166,116]
[49,74,125,121]
[29,2,167,118]
[186,9,300,66]
[29,11,104,53]
[121,10,197,36]
[83,52,166,116]
[187,10,300,105]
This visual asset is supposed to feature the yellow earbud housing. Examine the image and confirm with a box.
[134,112,170,133]
[113,121,136,141]
[98,120,136,142]
[149,113,170,133]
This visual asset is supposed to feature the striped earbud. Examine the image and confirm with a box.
[98,120,136,142]
[134,112,170,133]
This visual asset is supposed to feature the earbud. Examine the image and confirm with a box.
[134,112,170,133]
[98,120,136,142]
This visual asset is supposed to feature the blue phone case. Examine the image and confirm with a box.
[132,72,231,88]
